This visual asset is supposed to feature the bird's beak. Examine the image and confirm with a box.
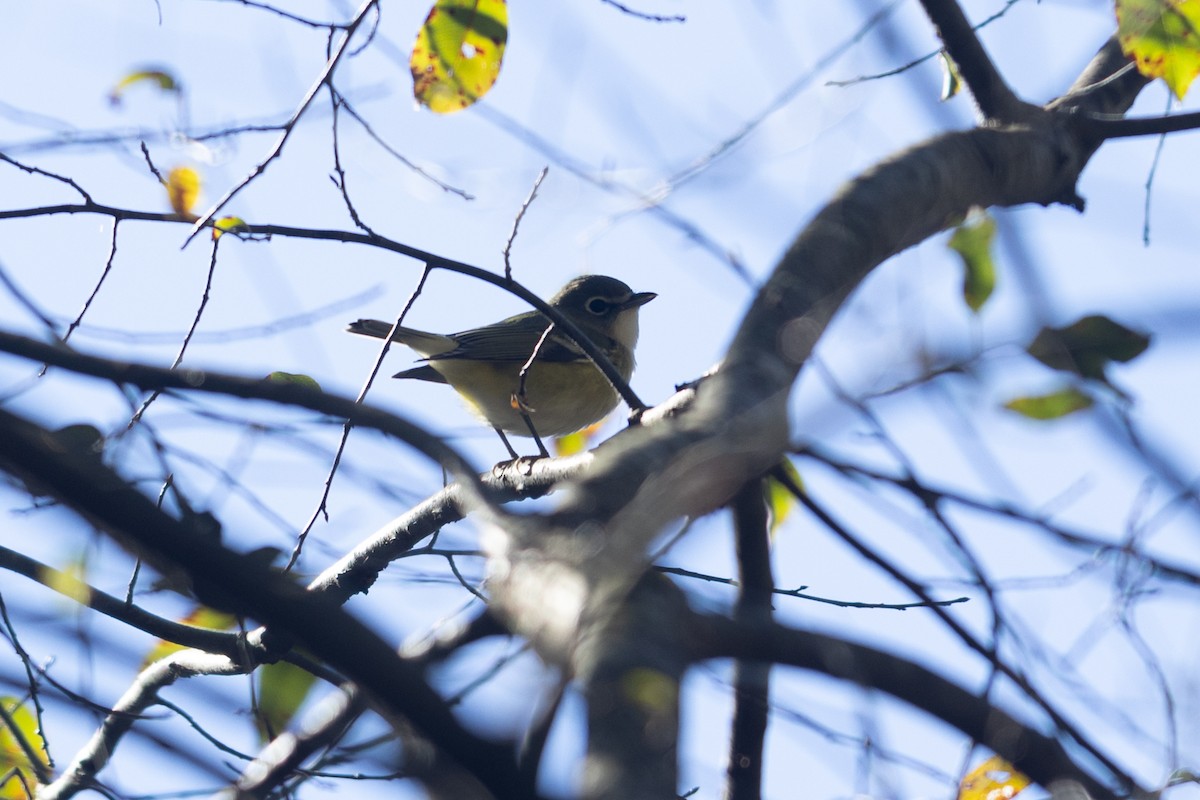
[623,291,657,310]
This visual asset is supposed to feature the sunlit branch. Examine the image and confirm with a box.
[40,649,249,800]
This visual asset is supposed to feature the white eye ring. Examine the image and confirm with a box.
[586,297,610,315]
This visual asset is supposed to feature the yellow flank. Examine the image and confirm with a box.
[431,352,627,437]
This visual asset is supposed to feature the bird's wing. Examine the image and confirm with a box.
[440,312,594,363]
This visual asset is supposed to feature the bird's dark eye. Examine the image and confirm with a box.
[586,297,610,315]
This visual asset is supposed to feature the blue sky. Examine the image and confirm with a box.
[3,2,1200,798]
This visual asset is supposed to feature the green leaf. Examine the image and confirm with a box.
[948,213,997,313]
[1117,0,1200,99]
[256,661,317,741]
[265,372,322,391]
[0,697,49,799]
[1027,314,1151,382]
[1003,387,1094,420]
[411,0,508,113]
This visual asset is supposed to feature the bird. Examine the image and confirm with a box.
[347,274,655,458]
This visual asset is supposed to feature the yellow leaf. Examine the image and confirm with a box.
[165,166,201,219]
[554,418,605,456]
[939,51,963,101]
[620,668,678,716]
[213,216,250,240]
[0,697,48,799]
[108,68,181,105]
[142,607,238,667]
[38,561,90,608]
[1117,0,1200,99]
[764,459,803,536]
[958,756,1031,800]
[411,0,508,113]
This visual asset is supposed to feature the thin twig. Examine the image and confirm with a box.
[334,91,474,199]
[503,167,548,280]
[917,0,1033,120]
[286,266,433,570]
[183,0,380,245]
[0,595,52,773]
[0,151,93,203]
[65,220,120,342]
[129,237,222,426]
[599,0,684,23]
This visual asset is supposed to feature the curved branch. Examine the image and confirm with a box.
[917,0,1036,121]
[183,0,380,244]
[689,614,1131,800]
[41,649,248,800]
[0,544,244,657]
[0,408,534,800]
[0,204,648,415]
[0,329,485,493]
[477,31,1158,800]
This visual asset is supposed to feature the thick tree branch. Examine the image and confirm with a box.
[917,0,1036,121]
[479,31,1157,800]
[725,480,773,800]
[0,408,534,800]
[0,544,245,657]
[574,576,692,800]
[0,329,484,489]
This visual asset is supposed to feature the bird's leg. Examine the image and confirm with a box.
[494,427,520,460]
[518,413,550,458]
[491,423,546,475]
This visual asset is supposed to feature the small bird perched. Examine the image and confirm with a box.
[347,274,655,457]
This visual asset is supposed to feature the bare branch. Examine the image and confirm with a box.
[40,649,249,800]
[917,0,1036,121]
[690,614,1133,800]
[0,407,534,800]
[183,0,380,244]
[726,480,773,800]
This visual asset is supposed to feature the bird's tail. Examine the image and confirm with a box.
[346,319,455,357]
